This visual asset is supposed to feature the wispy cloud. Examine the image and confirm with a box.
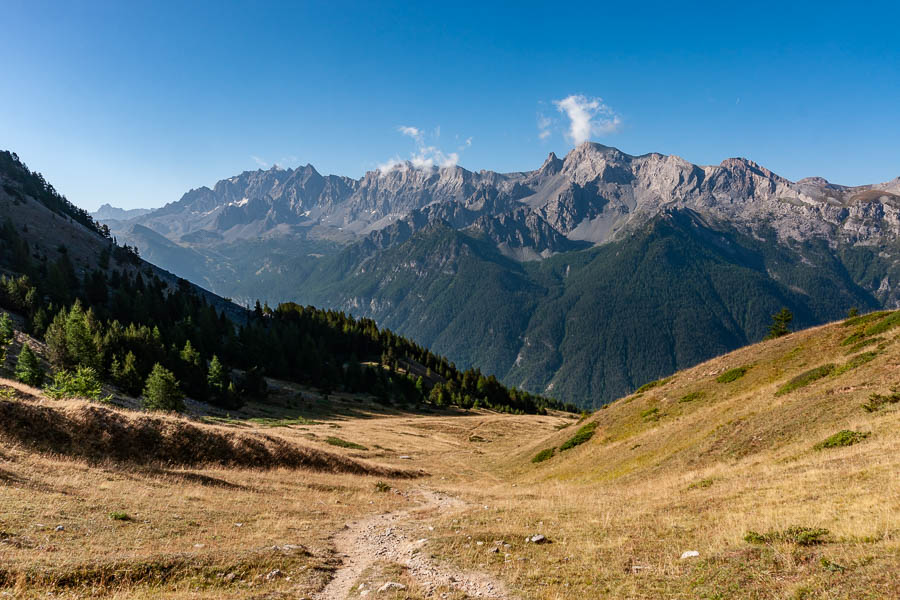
[552,94,621,145]
[378,125,469,174]
[537,113,552,140]
[251,155,268,168]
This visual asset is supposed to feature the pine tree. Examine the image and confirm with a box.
[207,354,228,394]
[142,363,184,412]
[0,312,14,346]
[112,351,143,396]
[766,307,793,340]
[14,344,44,386]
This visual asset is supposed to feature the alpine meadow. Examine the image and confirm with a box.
[1,2,899,599]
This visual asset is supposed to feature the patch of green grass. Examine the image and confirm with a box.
[109,511,132,521]
[531,447,556,463]
[833,351,880,375]
[814,430,870,450]
[842,310,889,328]
[862,390,900,413]
[820,557,846,573]
[716,367,749,384]
[635,376,673,394]
[687,478,714,490]
[845,337,883,354]
[679,391,705,403]
[775,364,835,396]
[559,421,598,451]
[324,436,368,450]
[840,330,867,347]
[863,310,900,336]
[744,526,830,546]
[640,407,660,422]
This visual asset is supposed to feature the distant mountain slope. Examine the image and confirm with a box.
[91,203,151,221]
[98,144,900,406]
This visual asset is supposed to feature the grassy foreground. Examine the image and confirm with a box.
[2,312,900,598]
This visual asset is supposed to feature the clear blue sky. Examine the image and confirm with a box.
[2,1,899,211]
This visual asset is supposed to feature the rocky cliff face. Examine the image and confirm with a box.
[109,143,900,253]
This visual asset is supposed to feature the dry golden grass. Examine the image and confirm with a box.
[2,312,900,598]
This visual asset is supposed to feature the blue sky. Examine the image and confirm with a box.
[2,1,899,211]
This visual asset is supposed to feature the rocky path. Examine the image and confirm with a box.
[314,488,514,599]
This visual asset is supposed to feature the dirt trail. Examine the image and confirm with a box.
[314,488,514,599]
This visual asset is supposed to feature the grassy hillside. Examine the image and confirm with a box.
[419,310,900,599]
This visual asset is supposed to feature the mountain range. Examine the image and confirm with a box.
[98,143,900,406]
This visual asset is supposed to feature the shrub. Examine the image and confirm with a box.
[679,391,704,403]
[687,478,714,490]
[142,363,185,412]
[325,436,367,450]
[635,376,673,394]
[775,364,835,396]
[560,421,597,451]
[374,481,391,492]
[744,526,829,546]
[109,511,132,521]
[863,310,900,336]
[834,351,879,375]
[842,310,889,328]
[640,407,660,422]
[45,366,107,401]
[716,367,748,384]
[814,430,869,450]
[861,391,900,413]
[14,344,44,387]
[532,447,555,463]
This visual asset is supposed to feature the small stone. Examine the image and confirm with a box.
[529,534,548,544]
[399,455,412,460]
[54,525,64,532]
[377,582,406,592]
[223,572,236,582]
[265,568,283,580]
[193,543,205,549]
[476,541,484,546]
[680,550,700,559]
[488,547,499,553]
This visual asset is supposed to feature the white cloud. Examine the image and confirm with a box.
[553,94,621,145]
[378,125,467,175]
[537,113,552,140]
[251,155,268,168]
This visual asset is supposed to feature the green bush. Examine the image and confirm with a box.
[863,310,900,336]
[814,430,870,450]
[374,481,391,492]
[531,447,555,463]
[325,436,367,450]
[109,511,132,521]
[141,363,185,412]
[635,376,673,394]
[842,310,889,328]
[679,391,704,403]
[775,364,835,396]
[560,421,598,451]
[861,391,900,413]
[45,366,107,401]
[834,351,880,375]
[716,367,748,384]
[744,526,829,546]
[640,407,660,422]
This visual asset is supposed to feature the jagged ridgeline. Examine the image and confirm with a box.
[0,150,573,415]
